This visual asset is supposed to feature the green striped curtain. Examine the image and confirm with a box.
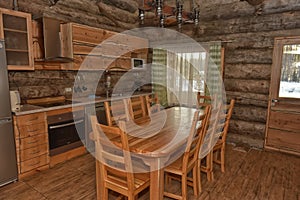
[205,42,224,103]
[152,48,168,107]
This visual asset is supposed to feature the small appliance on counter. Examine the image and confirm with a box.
[9,90,21,112]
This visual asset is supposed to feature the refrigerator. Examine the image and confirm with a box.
[0,39,18,187]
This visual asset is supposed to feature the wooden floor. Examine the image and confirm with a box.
[0,144,299,200]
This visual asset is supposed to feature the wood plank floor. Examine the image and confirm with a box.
[0,144,299,200]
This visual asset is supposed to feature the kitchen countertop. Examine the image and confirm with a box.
[13,92,152,116]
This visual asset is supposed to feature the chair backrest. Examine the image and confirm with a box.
[128,96,147,120]
[145,93,160,115]
[199,102,222,158]
[196,93,213,109]
[91,116,135,190]
[182,105,211,171]
[104,98,131,126]
[216,99,235,143]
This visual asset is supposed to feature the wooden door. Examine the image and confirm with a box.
[265,36,300,156]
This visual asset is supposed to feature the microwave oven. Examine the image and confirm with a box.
[131,58,145,69]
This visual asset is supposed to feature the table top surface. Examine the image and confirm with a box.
[107,106,197,157]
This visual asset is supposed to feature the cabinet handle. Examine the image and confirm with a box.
[27,140,38,144]
[28,160,41,166]
[30,150,40,155]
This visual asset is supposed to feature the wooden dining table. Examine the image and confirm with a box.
[92,106,197,200]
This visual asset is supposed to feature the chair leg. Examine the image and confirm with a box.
[213,149,219,162]
[206,151,214,181]
[103,188,109,200]
[96,161,105,200]
[221,146,225,173]
[197,159,202,194]
[192,166,198,196]
[128,194,135,200]
[182,175,188,200]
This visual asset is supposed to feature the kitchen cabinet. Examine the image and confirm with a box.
[60,23,148,70]
[0,8,34,70]
[32,20,149,70]
[13,112,49,177]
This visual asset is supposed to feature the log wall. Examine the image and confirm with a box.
[1,0,299,148]
[195,0,300,147]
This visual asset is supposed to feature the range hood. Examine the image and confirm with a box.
[42,17,73,62]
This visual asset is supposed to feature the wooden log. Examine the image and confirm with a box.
[17,0,126,32]
[232,104,267,123]
[195,29,300,49]
[102,0,138,13]
[226,91,269,107]
[17,0,49,16]
[226,132,264,148]
[225,48,273,64]
[224,64,271,80]
[18,86,61,99]
[0,0,13,9]
[224,79,270,94]
[57,0,100,15]
[229,119,265,140]
[97,2,138,25]
[262,0,300,15]
[199,1,255,21]
[241,0,264,6]
[200,10,300,36]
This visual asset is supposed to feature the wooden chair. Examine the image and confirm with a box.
[199,102,222,182]
[91,116,150,200]
[163,106,211,200]
[104,98,130,126]
[196,93,213,109]
[145,93,160,115]
[212,99,235,172]
[128,96,147,120]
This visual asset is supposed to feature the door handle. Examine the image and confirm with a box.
[271,99,278,106]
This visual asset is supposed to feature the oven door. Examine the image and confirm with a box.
[48,118,85,156]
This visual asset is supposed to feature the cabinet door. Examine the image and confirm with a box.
[0,8,33,70]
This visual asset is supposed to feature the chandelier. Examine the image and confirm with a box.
[139,0,200,30]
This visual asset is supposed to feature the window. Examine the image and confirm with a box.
[152,42,224,107]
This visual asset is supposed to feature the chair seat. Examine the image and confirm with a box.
[107,172,150,190]
[164,156,184,175]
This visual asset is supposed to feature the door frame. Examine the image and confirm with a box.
[265,36,300,156]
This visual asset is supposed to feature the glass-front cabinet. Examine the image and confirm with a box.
[0,8,33,70]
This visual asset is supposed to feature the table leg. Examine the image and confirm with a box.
[96,160,104,200]
[150,158,164,200]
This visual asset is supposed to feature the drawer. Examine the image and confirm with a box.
[20,144,48,162]
[20,154,48,173]
[18,122,46,138]
[16,112,46,126]
[20,133,48,150]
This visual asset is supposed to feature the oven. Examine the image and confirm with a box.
[48,110,85,156]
